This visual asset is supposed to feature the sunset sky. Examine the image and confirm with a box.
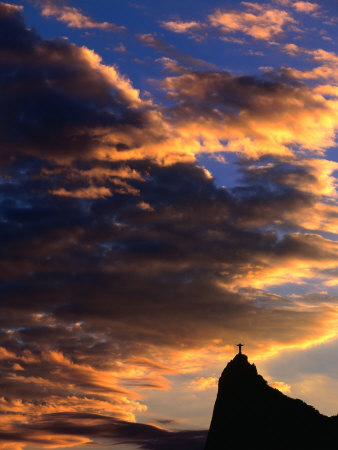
[0,0,337,448]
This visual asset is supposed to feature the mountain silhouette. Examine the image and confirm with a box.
[205,352,338,450]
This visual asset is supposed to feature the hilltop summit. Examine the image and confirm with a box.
[205,352,338,450]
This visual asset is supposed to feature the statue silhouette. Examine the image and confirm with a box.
[236,343,244,354]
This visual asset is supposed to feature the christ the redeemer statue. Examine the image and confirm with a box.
[237,343,244,354]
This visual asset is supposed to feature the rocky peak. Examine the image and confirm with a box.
[204,352,338,450]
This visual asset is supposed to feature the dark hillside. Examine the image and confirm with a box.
[205,353,338,450]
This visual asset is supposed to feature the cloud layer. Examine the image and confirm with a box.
[0,2,336,448]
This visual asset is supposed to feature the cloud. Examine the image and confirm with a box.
[51,186,113,198]
[1,2,337,168]
[156,57,188,74]
[282,42,301,55]
[269,380,291,394]
[280,46,338,81]
[0,3,337,447]
[39,1,125,31]
[162,71,338,159]
[0,154,336,446]
[0,412,208,449]
[236,158,338,234]
[209,3,297,42]
[292,1,319,14]
[189,377,218,391]
[160,3,301,43]
[114,42,127,53]
[160,20,203,34]
[159,20,206,40]
[138,33,215,69]
[0,3,180,170]
[242,158,338,197]
[0,158,337,343]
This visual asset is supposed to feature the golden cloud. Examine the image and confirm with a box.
[292,1,319,14]
[160,20,203,34]
[189,376,218,391]
[269,380,291,393]
[40,1,125,31]
[50,186,113,199]
[161,71,338,161]
[209,4,296,41]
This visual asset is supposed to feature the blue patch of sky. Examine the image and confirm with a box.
[197,152,240,189]
[267,282,337,299]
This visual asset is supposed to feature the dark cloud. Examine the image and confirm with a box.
[0,158,335,353]
[0,3,39,52]
[164,71,320,117]
[138,33,216,69]
[0,412,207,449]
[0,3,162,163]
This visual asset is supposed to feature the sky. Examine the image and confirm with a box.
[0,0,337,448]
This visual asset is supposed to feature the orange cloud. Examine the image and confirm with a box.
[79,46,144,107]
[2,1,337,168]
[0,347,16,359]
[1,2,23,12]
[160,20,203,34]
[221,233,338,290]
[244,158,337,197]
[156,57,188,73]
[281,47,338,81]
[162,71,338,161]
[0,429,90,450]
[40,2,125,31]
[209,4,296,41]
[285,201,338,234]
[46,165,144,198]
[238,158,337,233]
[282,42,301,55]
[1,290,338,447]
[189,376,218,391]
[269,380,291,393]
[292,1,319,13]
[137,201,155,211]
[0,346,164,446]
[50,186,112,199]
[65,166,144,182]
